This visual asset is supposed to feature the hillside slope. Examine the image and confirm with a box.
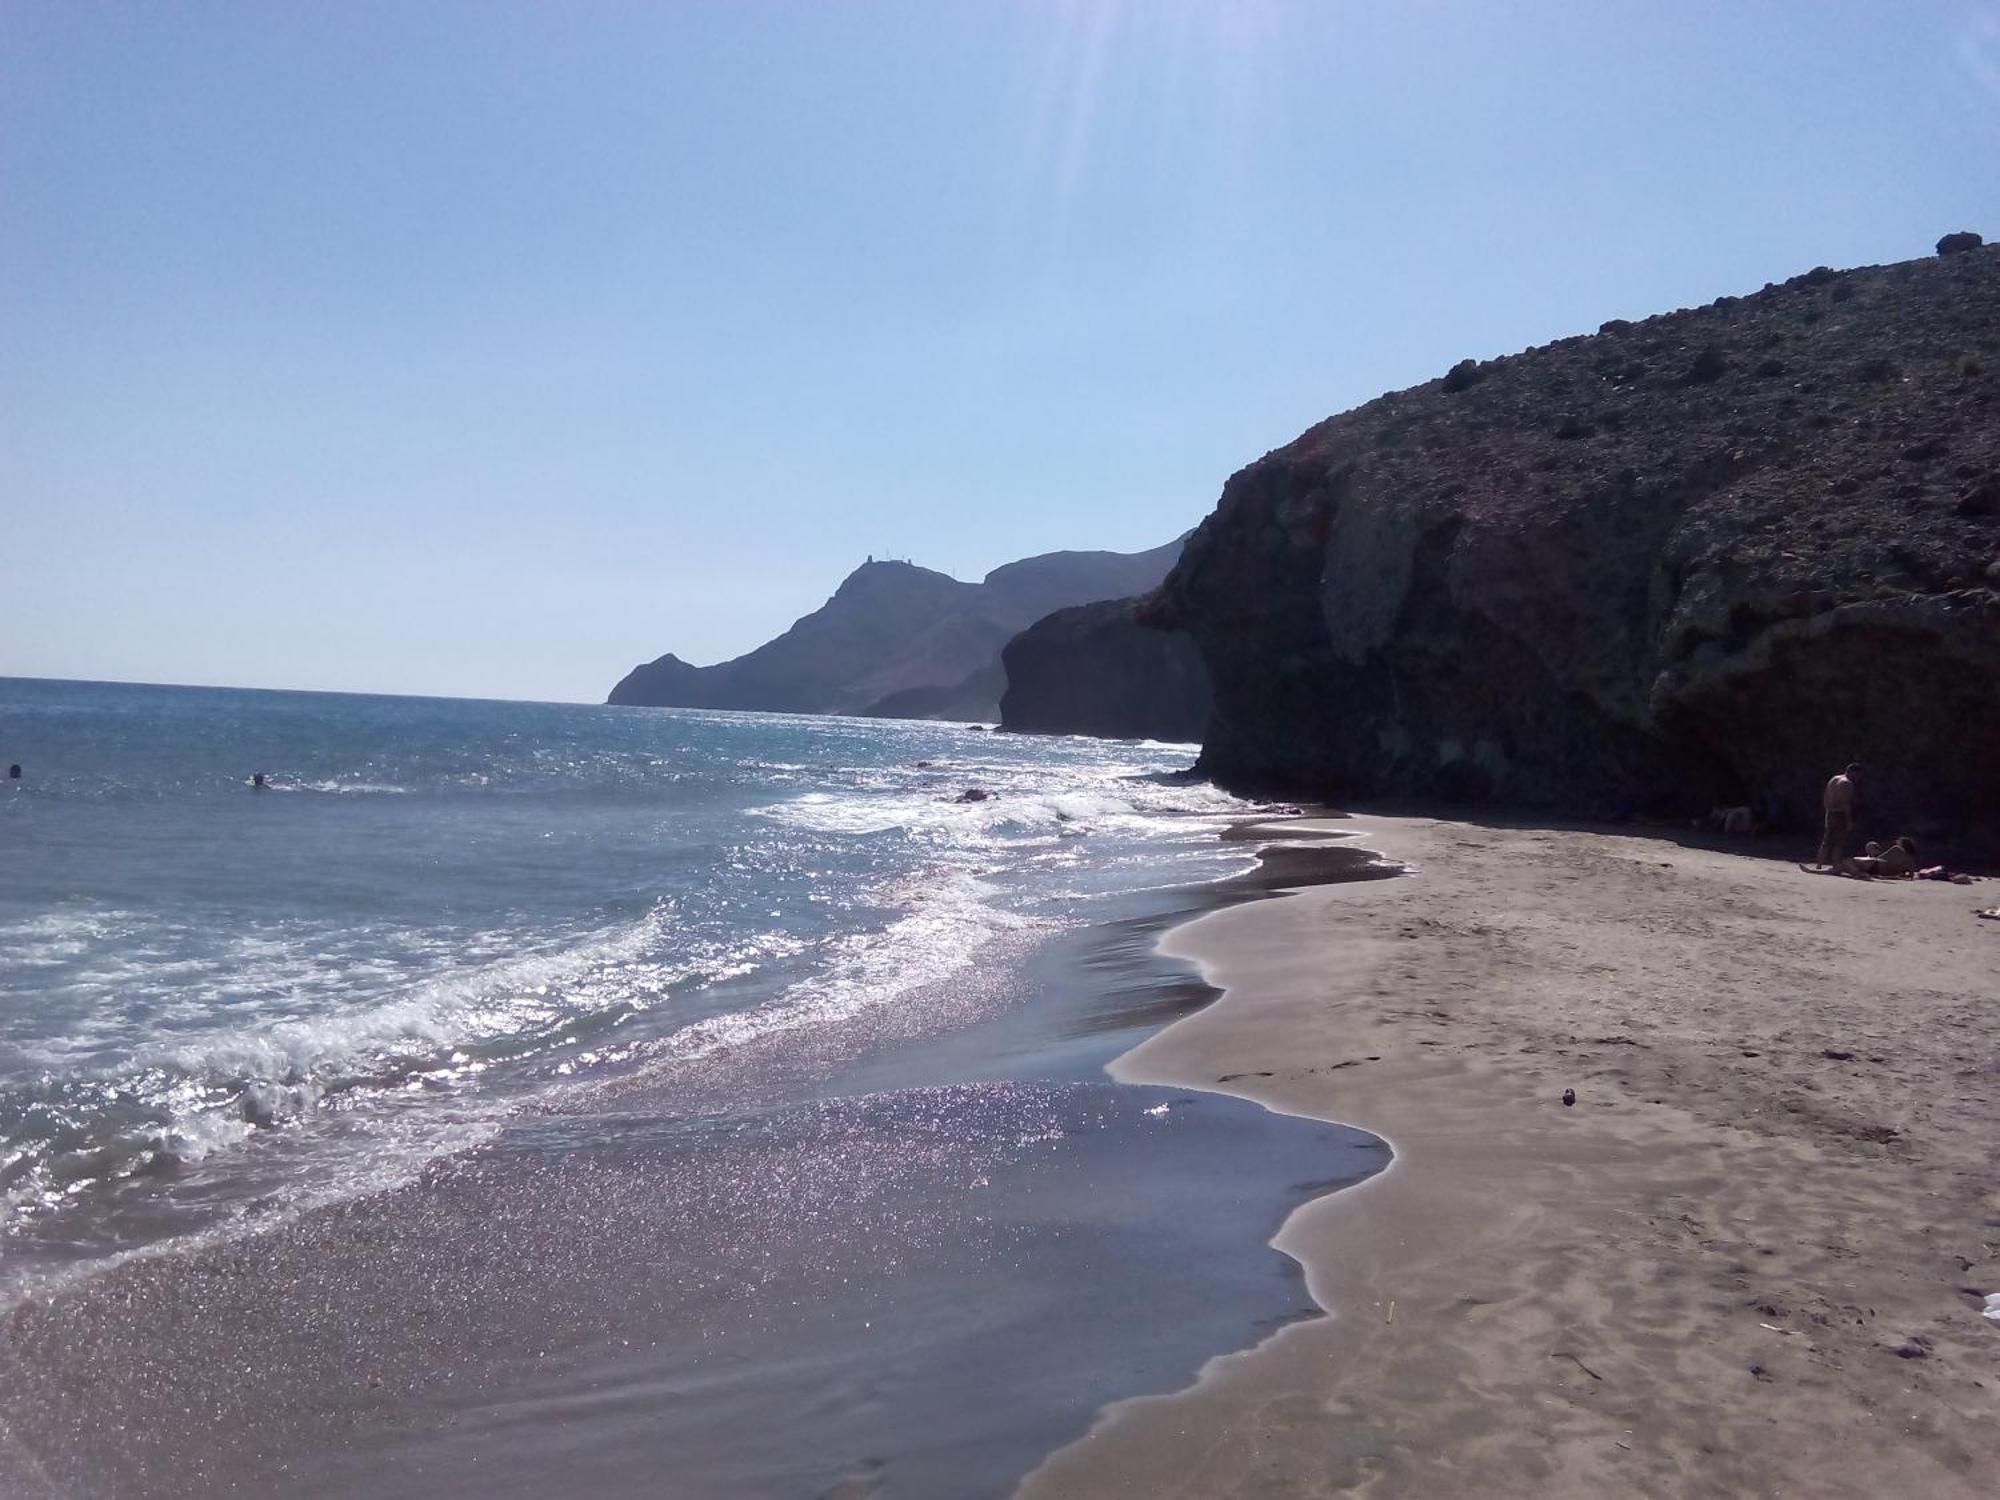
[1151,237,2000,849]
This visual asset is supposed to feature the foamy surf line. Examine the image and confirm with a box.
[1,802,1393,1500]
[273,780,413,795]
[0,859,1080,1311]
[650,870,1031,1061]
[4,825,1247,1303]
[0,911,834,1303]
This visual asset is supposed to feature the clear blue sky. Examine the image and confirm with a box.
[3,2,1994,702]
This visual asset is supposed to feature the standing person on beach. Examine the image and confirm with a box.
[1818,763,1860,867]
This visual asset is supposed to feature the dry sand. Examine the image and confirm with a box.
[1019,814,1999,1499]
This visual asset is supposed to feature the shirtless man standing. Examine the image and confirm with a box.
[1817,763,1860,867]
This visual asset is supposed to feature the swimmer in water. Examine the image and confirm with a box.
[251,772,268,789]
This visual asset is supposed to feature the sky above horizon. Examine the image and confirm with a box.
[4,1,1996,702]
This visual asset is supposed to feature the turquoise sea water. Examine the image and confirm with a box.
[0,678,1260,1299]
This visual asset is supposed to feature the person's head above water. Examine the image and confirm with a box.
[251,772,267,788]
[6,764,19,780]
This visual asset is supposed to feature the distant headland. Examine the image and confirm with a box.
[606,536,1190,722]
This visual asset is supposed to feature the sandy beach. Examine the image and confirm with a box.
[1023,814,1998,1499]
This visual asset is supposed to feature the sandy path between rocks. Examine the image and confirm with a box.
[1018,814,1998,1500]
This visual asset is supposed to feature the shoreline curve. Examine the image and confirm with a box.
[1018,811,1997,1500]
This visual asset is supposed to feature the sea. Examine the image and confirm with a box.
[0,678,1388,1499]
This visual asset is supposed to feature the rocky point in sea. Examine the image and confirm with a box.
[1144,234,2000,853]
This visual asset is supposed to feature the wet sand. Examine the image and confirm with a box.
[1022,814,1999,1499]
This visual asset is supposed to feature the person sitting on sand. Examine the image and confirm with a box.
[1875,835,1918,878]
[1840,836,1918,880]
[1840,841,1885,877]
[1816,763,1859,867]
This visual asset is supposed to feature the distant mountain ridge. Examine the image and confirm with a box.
[607,536,1186,718]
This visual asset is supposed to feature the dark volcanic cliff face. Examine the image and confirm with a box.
[998,599,1211,742]
[1152,243,2000,848]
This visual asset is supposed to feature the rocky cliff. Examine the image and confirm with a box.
[998,599,1211,742]
[609,538,1185,718]
[1151,236,2000,849]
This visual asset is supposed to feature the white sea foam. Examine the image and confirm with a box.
[657,870,1031,1062]
[131,907,797,1093]
[0,908,807,1246]
[750,761,1249,848]
[279,779,412,795]
[1,688,1254,1305]
[0,910,139,968]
